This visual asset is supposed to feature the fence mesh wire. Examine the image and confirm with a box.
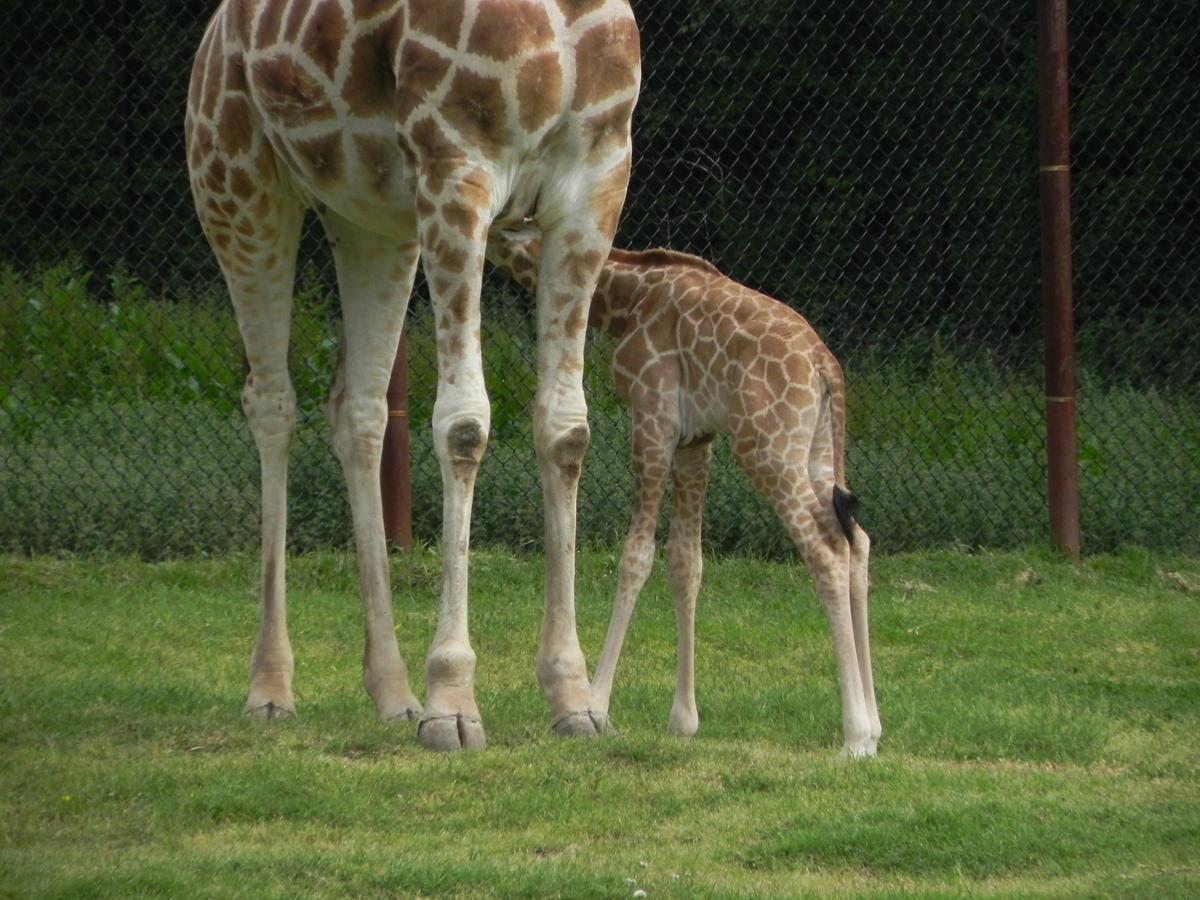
[2,0,1197,559]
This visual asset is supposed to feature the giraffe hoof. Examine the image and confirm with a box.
[375,696,423,723]
[836,741,877,761]
[382,706,423,724]
[244,701,295,722]
[551,710,609,738]
[417,714,486,752]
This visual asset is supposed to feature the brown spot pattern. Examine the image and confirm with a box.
[303,0,347,80]
[251,55,335,127]
[556,0,605,26]
[255,0,287,47]
[571,18,640,110]
[353,133,398,194]
[468,0,553,60]
[442,203,480,239]
[583,98,633,162]
[343,31,396,117]
[224,51,249,93]
[432,239,469,275]
[516,53,563,131]
[408,0,465,47]
[448,284,471,322]
[394,40,452,122]
[294,131,345,183]
[229,167,256,199]
[407,119,457,179]
[283,0,313,43]
[217,94,255,156]
[200,29,225,118]
[439,69,507,153]
[353,0,396,18]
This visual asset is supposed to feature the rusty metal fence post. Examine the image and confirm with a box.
[381,328,413,551]
[1037,0,1082,557]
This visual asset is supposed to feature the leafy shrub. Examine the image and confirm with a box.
[2,263,1198,558]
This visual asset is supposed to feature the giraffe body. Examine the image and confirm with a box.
[489,233,881,757]
[186,0,640,750]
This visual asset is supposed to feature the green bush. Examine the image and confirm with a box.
[2,263,1198,558]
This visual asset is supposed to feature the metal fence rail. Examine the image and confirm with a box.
[2,1,1197,558]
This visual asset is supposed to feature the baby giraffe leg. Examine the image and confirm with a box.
[848,523,881,752]
[590,411,676,723]
[665,442,712,737]
[733,437,874,757]
[797,493,874,758]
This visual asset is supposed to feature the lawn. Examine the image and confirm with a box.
[1,547,1198,897]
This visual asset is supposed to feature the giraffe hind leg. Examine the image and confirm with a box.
[191,138,307,720]
[665,442,712,737]
[321,211,424,723]
[731,428,875,757]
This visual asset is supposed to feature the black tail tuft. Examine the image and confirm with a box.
[832,486,859,545]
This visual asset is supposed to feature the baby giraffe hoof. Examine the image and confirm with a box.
[244,701,294,722]
[552,710,609,738]
[417,714,486,752]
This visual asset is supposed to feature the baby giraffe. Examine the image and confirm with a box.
[487,228,881,758]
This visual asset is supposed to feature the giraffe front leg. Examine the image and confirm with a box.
[413,172,491,752]
[531,223,622,738]
[242,365,298,722]
[591,401,677,725]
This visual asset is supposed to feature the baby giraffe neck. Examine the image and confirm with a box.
[487,236,642,338]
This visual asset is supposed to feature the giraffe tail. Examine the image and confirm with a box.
[833,485,859,545]
[820,350,859,545]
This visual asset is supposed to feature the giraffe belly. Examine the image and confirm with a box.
[261,121,422,239]
[677,385,730,447]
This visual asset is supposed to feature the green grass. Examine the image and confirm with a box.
[2,547,1198,897]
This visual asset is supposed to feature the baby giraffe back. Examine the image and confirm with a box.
[614,256,838,457]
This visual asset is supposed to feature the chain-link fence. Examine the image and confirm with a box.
[2,1,1197,559]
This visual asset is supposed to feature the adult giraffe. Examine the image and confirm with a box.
[185,0,640,751]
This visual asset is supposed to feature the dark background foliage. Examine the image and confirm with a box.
[2,0,1197,557]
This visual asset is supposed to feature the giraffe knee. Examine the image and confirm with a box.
[540,423,590,482]
[327,394,387,465]
[448,419,487,461]
[241,375,296,450]
[434,417,489,481]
